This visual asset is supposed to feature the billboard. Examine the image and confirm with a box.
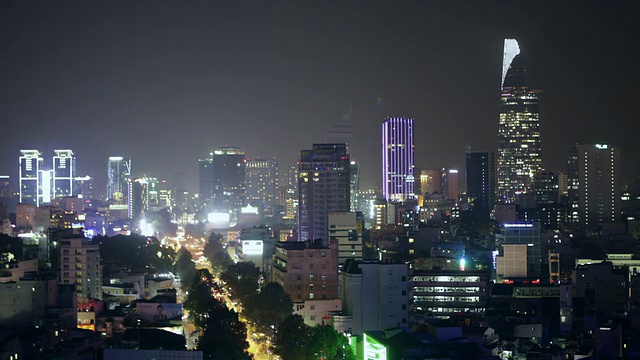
[136,303,183,323]
[242,240,264,256]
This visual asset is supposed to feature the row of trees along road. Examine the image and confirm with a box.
[205,232,356,360]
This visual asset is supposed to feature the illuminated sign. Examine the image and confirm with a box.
[595,144,608,150]
[77,324,95,331]
[242,240,264,256]
[363,333,387,360]
[504,223,533,228]
[241,205,259,214]
[136,303,183,323]
[208,212,230,227]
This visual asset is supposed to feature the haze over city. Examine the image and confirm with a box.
[1,1,639,192]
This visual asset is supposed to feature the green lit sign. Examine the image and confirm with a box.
[363,334,387,360]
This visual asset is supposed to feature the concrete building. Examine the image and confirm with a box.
[412,270,488,319]
[270,239,339,303]
[245,158,278,219]
[297,144,350,244]
[0,273,58,326]
[572,144,621,229]
[59,237,102,299]
[328,211,363,267]
[340,259,411,335]
[496,222,541,277]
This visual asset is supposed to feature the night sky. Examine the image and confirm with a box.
[1,1,639,194]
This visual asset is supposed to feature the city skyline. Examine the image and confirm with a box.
[1,2,640,193]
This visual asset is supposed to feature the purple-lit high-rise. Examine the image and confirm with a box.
[382,117,415,202]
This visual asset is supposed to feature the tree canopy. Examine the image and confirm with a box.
[244,282,293,333]
[273,315,355,360]
[220,261,262,305]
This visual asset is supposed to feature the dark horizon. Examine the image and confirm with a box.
[2,1,639,194]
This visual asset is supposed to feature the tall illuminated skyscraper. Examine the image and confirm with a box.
[497,39,541,203]
[212,146,246,215]
[198,154,214,207]
[246,158,278,218]
[107,157,131,204]
[382,117,415,202]
[53,149,76,198]
[466,152,495,213]
[572,144,621,228]
[298,144,350,244]
[19,150,43,206]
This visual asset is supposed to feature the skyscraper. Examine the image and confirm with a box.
[298,144,350,244]
[212,146,246,215]
[466,152,496,213]
[497,39,542,203]
[573,144,621,228]
[198,154,214,207]
[246,157,278,219]
[325,113,360,212]
[382,117,415,203]
[107,157,131,204]
[53,149,76,198]
[19,150,43,206]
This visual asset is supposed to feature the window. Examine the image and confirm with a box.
[402,304,406,310]
[402,290,406,296]
[309,293,314,299]
[309,274,315,280]
[310,305,316,310]
[321,251,326,257]
[309,263,314,270]
[401,276,406,282]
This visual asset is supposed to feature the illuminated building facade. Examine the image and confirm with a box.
[496,222,541,277]
[419,169,441,195]
[465,152,495,213]
[107,156,131,205]
[246,158,278,219]
[298,144,350,244]
[59,237,102,299]
[574,144,621,228]
[53,149,76,198]
[19,150,43,206]
[198,155,214,207]
[412,270,488,317]
[212,146,246,216]
[382,117,415,203]
[497,39,542,203]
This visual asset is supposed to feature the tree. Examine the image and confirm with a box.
[175,247,197,289]
[197,305,252,360]
[305,325,356,360]
[244,282,293,333]
[220,262,262,305]
[184,269,220,327]
[272,314,311,360]
[204,232,232,274]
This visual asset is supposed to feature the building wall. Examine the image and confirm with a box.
[0,278,57,326]
[496,244,528,280]
[412,270,488,318]
[271,239,339,302]
[340,261,411,335]
[59,238,102,299]
[294,298,341,327]
[328,211,363,266]
[0,259,39,283]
